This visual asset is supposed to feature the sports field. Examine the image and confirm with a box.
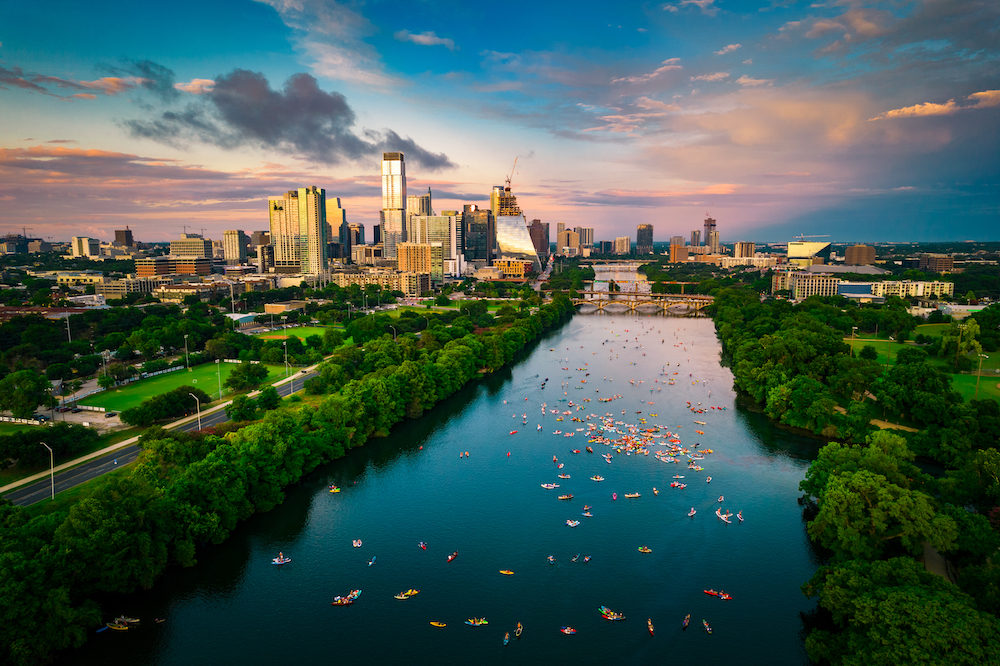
[255,326,329,340]
[79,363,285,412]
[0,422,36,437]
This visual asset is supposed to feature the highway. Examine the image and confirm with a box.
[2,370,317,507]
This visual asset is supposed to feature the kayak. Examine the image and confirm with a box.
[647,618,654,636]
[499,570,514,575]
[547,555,555,564]
[368,556,376,567]
[624,493,640,498]
[558,494,574,500]
[566,520,580,527]
[590,475,604,482]
[509,430,517,435]
[430,622,446,627]
[447,551,458,562]
[704,589,719,596]
[271,557,291,565]
[583,556,591,562]
[516,622,523,637]
[418,541,427,549]
[703,619,712,634]
[638,546,652,553]
[683,614,691,628]
[560,627,577,634]
[504,632,510,645]
[105,623,129,631]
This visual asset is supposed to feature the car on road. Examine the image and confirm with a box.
[104,412,118,418]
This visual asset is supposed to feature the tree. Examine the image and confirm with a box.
[859,344,878,361]
[225,395,257,422]
[224,362,269,391]
[0,369,53,418]
[256,386,280,411]
[800,431,921,500]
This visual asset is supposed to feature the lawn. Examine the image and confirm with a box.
[951,373,1000,403]
[0,422,36,437]
[255,325,329,341]
[915,323,950,338]
[80,363,285,412]
[845,338,905,367]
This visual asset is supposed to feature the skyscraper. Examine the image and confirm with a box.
[463,205,494,265]
[614,237,632,255]
[707,230,720,254]
[223,230,248,265]
[114,227,134,248]
[250,230,270,247]
[691,229,701,247]
[493,184,541,272]
[408,213,464,280]
[381,152,406,258]
[326,197,350,259]
[348,223,365,247]
[733,241,755,259]
[529,219,549,259]
[268,186,329,275]
[636,224,653,254]
[703,216,717,250]
[407,188,433,219]
[670,235,685,248]
[574,227,594,248]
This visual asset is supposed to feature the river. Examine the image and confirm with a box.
[64,314,822,665]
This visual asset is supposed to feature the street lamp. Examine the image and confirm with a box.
[216,359,222,400]
[184,334,190,371]
[283,340,289,378]
[389,325,397,341]
[976,354,990,400]
[188,392,201,430]
[39,441,54,501]
[851,326,858,357]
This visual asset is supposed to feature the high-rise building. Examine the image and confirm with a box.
[557,229,580,256]
[267,186,329,275]
[598,240,614,254]
[707,230,720,254]
[636,224,654,254]
[703,216,717,248]
[918,254,954,273]
[223,230,249,265]
[347,223,365,247]
[114,227,134,248]
[614,236,631,255]
[463,205,494,265]
[493,184,541,272]
[381,152,407,258]
[407,188,433,220]
[733,242,755,259]
[71,237,100,258]
[250,231,270,247]
[845,245,876,266]
[670,245,689,263]
[257,245,274,274]
[691,229,701,247]
[670,235,685,248]
[574,227,594,248]
[326,197,350,259]
[528,219,549,259]
[170,235,213,257]
[397,242,433,275]
[408,214,464,280]
[557,222,566,237]
[372,224,381,245]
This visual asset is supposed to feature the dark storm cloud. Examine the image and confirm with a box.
[125,68,455,171]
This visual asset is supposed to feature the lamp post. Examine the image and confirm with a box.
[389,325,397,341]
[851,326,858,357]
[188,392,201,430]
[283,340,289,378]
[216,359,222,400]
[184,334,190,371]
[976,354,990,400]
[421,315,428,330]
[39,441,54,501]
[886,336,895,368]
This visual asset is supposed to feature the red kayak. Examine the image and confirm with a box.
[447,551,458,562]
[704,589,719,596]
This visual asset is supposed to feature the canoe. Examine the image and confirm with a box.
[105,623,129,631]
[394,593,409,600]
[430,621,446,627]
[447,551,458,562]
[499,570,514,575]
[703,620,712,634]
[624,493,640,498]
[683,614,690,628]
[558,494,574,500]
[647,618,654,636]
[560,627,577,634]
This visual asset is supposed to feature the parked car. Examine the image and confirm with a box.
[104,412,118,418]
[70,408,82,414]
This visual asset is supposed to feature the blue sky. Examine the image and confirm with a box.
[1,0,997,243]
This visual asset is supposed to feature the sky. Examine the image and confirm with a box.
[0,0,997,244]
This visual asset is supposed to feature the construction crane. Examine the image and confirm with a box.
[504,157,518,192]
[792,234,830,241]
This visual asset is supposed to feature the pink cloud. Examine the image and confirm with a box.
[77,76,145,95]
[968,90,1000,108]
[715,43,741,55]
[612,59,682,84]
[690,72,729,82]
[173,78,216,94]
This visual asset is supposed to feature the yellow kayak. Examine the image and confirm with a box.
[499,570,514,575]
[430,621,446,627]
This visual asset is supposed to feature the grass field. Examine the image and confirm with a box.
[951,373,1000,402]
[80,363,285,412]
[915,323,950,338]
[0,422,36,437]
[255,325,329,340]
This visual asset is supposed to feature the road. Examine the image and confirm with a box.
[2,370,317,507]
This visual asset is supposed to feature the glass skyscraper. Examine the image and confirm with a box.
[268,186,329,275]
[381,152,406,258]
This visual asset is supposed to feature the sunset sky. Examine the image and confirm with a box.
[1,0,997,244]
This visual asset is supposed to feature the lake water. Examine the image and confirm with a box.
[64,314,822,665]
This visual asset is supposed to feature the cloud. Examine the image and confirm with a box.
[100,59,179,101]
[805,19,846,39]
[869,90,1000,121]
[690,72,729,82]
[77,76,145,95]
[1,60,178,100]
[736,75,774,86]
[70,93,98,100]
[637,28,647,32]
[174,78,216,94]
[635,97,681,112]
[663,0,719,16]
[715,44,741,55]
[743,59,753,65]
[779,20,801,32]
[0,65,60,95]
[124,69,455,170]
[611,58,682,84]
[394,30,456,50]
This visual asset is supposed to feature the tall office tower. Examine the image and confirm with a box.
[348,223,365,247]
[493,183,541,271]
[463,205,495,265]
[268,186,329,274]
[223,230,249,265]
[114,226,134,248]
[598,240,614,254]
[557,222,566,237]
[381,152,407,258]
[170,235,213,257]
[326,197,351,259]
[707,230,720,254]
[529,219,549,259]
[703,216,716,247]
[614,236,632,255]
[71,237,100,258]
[557,229,580,256]
[257,245,274,273]
[636,224,654,254]
[396,242,433,274]
[691,229,701,247]
[574,227,594,248]
[670,235,685,247]
[250,230,270,247]
[372,224,381,245]
[845,244,876,265]
[733,241,755,259]
[407,188,433,220]
[408,214,464,280]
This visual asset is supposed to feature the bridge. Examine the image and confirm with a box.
[571,290,713,314]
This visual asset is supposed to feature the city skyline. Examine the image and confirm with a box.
[1,0,997,243]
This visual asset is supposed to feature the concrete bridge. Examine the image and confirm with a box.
[572,290,713,314]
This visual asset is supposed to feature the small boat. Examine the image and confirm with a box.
[737,511,743,522]
[406,589,419,596]
[504,632,510,645]
[647,618,654,635]
[694,420,706,425]
[500,569,514,575]
[548,555,555,564]
[560,627,577,634]
[558,494,574,500]
[638,546,652,553]
[624,492,640,498]
[572,554,580,562]
[329,485,341,493]
[105,622,129,631]
[368,556,376,567]
[331,597,353,606]
[613,492,617,500]
[394,593,409,600]
[582,511,593,517]
[541,483,559,489]
[430,621,447,627]
[272,557,291,565]
[566,520,580,527]
[704,589,719,596]
[509,430,517,435]
[447,551,458,562]
[703,619,712,634]
[683,614,690,628]
[688,508,697,517]
[465,618,488,626]
[419,541,427,549]
[591,475,604,482]
[583,555,591,562]
[516,622,523,637]
[706,476,712,483]
[558,473,571,479]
